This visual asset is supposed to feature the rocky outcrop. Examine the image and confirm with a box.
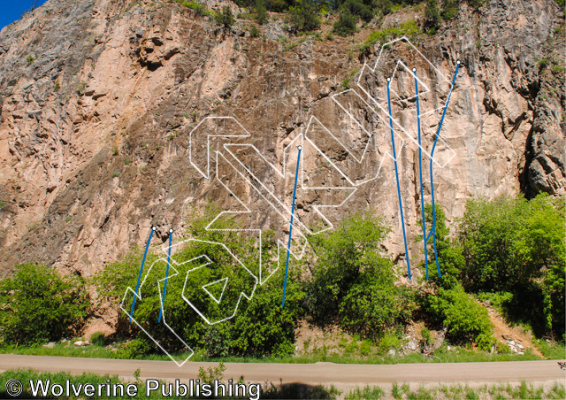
[0,0,563,280]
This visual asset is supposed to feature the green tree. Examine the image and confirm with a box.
[96,204,304,358]
[419,204,464,290]
[306,210,415,338]
[424,0,441,33]
[333,9,359,36]
[0,263,89,345]
[458,194,564,338]
[288,0,321,32]
[441,0,459,20]
[341,0,373,22]
[215,6,236,28]
[255,0,269,24]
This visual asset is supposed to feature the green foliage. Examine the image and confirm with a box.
[174,0,212,16]
[441,0,459,20]
[341,76,351,88]
[306,210,416,339]
[198,362,226,383]
[288,0,321,32]
[214,6,236,28]
[346,385,384,399]
[255,0,268,24]
[340,0,374,23]
[333,9,359,36]
[359,20,420,53]
[25,55,35,65]
[421,204,464,290]
[422,285,494,348]
[458,193,564,338]
[96,204,303,358]
[556,0,565,6]
[467,0,484,9]
[420,326,431,346]
[249,25,261,37]
[424,0,441,33]
[0,263,89,345]
[90,332,108,347]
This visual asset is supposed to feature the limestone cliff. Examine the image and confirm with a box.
[0,0,563,279]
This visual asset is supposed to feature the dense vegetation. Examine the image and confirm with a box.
[0,194,563,360]
[200,0,487,36]
[0,263,89,345]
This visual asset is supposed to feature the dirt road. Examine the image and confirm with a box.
[1,355,564,390]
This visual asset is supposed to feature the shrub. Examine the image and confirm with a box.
[288,0,321,32]
[459,195,564,298]
[255,0,268,24]
[214,6,236,28]
[359,19,420,54]
[306,210,416,339]
[0,263,89,345]
[420,204,464,290]
[96,204,303,358]
[424,0,441,33]
[423,285,494,347]
[340,0,374,23]
[249,25,261,37]
[441,0,459,20]
[175,0,211,17]
[467,0,484,9]
[333,9,358,36]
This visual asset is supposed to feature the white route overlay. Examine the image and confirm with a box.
[121,37,462,366]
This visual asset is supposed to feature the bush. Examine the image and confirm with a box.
[333,9,358,36]
[340,0,374,23]
[420,204,464,290]
[422,285,494,347]
[424,0,441,33]
[215,6,236,28]
[306,210,416,339]
[175,0,211,17]
[249,25,261,37]
[441,0,459,20]
[459,195,564,298]
[255,0,268,24]
[288,0,321,32]
[96,204,303,358]
[359,19,420,54]
[467,0,484,9]
[0,263,89,345]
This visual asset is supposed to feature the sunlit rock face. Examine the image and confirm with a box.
[0,0,563,285]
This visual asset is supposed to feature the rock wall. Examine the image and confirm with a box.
[0,0,563,278]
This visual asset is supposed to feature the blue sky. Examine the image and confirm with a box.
[0,0,50,30]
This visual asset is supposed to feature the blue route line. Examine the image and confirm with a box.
[387,80,412,280]
[158,229,173,323]
[130,226,156,322]
[282,146,302,307]
[427,61,460,279]
[416,61,461,279]
[414,69,430,280]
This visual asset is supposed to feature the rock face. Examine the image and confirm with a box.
[0,0,563,279]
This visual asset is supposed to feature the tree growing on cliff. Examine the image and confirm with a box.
[215,6,236,28]
[288,0,321,32]
[424,0,441,33]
